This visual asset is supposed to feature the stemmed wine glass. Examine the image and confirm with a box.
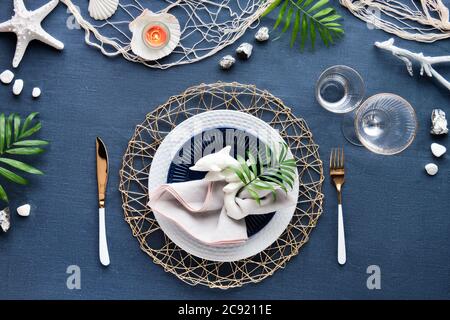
[354,93,417,155]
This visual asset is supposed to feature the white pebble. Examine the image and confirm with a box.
[0,69,14,84]
[16,204,31,217]
[431,143,446,157]
[32,87,41,98]
[13,79,24,95]
[425,163,438,176]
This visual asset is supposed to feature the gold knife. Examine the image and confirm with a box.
[96,137,110,267]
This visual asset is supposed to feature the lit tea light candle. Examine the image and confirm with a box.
[143,23,169,48]
[130,10,181,61]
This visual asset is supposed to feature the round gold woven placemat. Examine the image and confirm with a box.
[119,82,324,289]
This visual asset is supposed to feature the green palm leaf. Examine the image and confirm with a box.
[0,184,7,202]
[20,112,39,135]
[6,114,13,148]
[228,142,297,204]
[13,140,49,147]
[6,147,45,155]
[0,167,28,185]
[264,0,344,50]
[0,158,43,175]
[0,114,5,154]
[0,112,48,203]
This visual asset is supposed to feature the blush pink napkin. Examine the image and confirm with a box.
[148,178,296,245]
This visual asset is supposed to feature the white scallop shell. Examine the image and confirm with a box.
[129,9,181,61]
[88,0,119,21]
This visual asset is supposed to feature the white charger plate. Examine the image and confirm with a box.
[148,110,299,262]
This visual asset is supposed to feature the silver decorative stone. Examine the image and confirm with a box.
[431,109,448,135]
[219,55,236,70]
[255,27,270,42]
[0,207,11,232]
[236,43,253,59]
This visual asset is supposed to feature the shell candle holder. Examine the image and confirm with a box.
[129,10,181,61]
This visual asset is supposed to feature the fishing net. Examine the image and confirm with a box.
[340,0,450,42]
[62,0,275,68]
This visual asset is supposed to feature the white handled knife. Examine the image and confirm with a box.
[96,137,110,267]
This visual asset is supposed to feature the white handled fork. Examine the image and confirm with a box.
[330,148,346,265]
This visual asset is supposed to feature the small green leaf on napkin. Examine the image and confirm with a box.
[229,142,297,204]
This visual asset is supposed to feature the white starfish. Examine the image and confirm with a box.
[0,0,64,68]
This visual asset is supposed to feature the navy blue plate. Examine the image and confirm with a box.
[167,128,274,237]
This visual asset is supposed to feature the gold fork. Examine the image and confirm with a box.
[330,148,346,265]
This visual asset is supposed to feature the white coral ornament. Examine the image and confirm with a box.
[88,0,119,21]
[129,10,180,61]
[375,38,450,92]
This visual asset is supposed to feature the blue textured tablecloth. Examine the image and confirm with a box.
[0,0,449,300]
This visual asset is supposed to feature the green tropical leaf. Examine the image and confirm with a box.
[247,152,258,176]
[237,155,253,182]
[13,140,49,147]
[290,10,300,47]
[6,114,13,148]
[280,165,296,174]
[263,0,344,49]
[6,147,45,155]
[313,7,334,19]
[300,13,308,50]
[262,175,288,193]
[20,112,39,135]
[262,0,283,17]
[230,166,248,184]
[19,122,42,139]
[279,141,288,162]
[13,114,20,141]
[0,112,48,202]
[228,142,296,204]
[303,0,316,7]
[0,113,5,154]
[0,158,44,175]
[246,187,261,205]
[0,184,7,202]
[310,18,316,49]
[0,167,28,185]
[283,158,297,165]
[251,180,275,190]
[307,0,329,13]
[274,0,289,29]
[282,5,295,33]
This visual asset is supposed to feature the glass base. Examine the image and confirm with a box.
[341,112,363,146]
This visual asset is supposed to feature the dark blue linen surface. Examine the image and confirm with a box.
[0,1,448,300]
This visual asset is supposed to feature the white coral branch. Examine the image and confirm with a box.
[375,38,450,91]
